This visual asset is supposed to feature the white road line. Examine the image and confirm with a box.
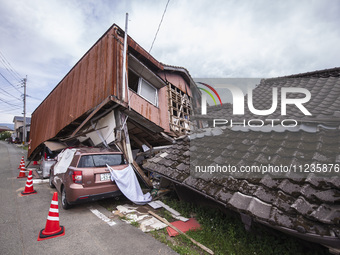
[33,179,49,184]
[89,208,116,226]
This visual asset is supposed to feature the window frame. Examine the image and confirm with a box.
[77,154,126,168]
[137,78,158,107]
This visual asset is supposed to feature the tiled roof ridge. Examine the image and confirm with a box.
[263,67,340,83]
[189,126,339,139]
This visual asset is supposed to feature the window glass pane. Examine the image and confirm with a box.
[139,79,157,105]
[78,155,95,168]
[128,69,139,93]
[78,154,125,168]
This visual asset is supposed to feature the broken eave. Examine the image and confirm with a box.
[127,36,164,72]
[128,54,166,89]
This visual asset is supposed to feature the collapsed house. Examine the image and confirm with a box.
[143,67,340,251]
[27,24,200,184]
[27,21,339,251]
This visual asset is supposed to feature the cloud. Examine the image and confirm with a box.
[140,0,340,77]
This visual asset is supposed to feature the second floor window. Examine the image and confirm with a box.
[128,68,158,107]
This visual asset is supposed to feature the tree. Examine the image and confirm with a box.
[0,131,12,140]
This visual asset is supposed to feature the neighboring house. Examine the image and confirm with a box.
[0,126,13,132]
[144,67,340,251]
[27,24,200,162]
[13,116,31,143]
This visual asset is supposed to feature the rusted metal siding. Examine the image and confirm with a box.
[128,85,170,133]
[28,26,124,158]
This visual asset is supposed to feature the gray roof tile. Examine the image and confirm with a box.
[228,192,252,211]
[291,196,315,215]
[247,198,272,220]
[310,204,340,224]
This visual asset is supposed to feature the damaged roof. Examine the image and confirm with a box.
[144,67,340,249]
[144,128,340,248]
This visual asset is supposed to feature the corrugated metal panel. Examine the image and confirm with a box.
[28,26,124,158]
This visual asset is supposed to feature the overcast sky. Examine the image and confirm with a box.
[1,0,340,123]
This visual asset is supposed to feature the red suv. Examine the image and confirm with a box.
[49,147,128,209]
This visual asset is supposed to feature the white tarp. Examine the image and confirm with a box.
[54,149,77,174]
[107,164,152,205]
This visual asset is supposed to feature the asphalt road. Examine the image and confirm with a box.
[0,141,178,255]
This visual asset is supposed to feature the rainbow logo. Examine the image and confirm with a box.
[197,82,223,106]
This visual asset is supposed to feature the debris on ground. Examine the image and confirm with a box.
[113,200,190,233]
[113,204,167,232]
[166,218,201,237]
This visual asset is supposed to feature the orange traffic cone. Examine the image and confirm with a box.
[37,192,65,241]
[21,170,37,196]
[18,156,24,169]
[17,164,26,178]
[33,161,38,165]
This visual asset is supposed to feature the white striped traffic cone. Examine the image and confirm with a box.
[17,163,26,178]
[37,192,65,241]
[21,170,37,196]
[18,156,24,169]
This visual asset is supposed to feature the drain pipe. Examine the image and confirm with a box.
[122,13,128,102]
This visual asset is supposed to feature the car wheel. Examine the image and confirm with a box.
[61,187,70,210]
[49,171,55,188]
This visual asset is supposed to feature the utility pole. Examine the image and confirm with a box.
[22,76,27,145]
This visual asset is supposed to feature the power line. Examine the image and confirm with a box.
[0,94,22,106]
[149,0,171,53]
[0,51,22,82]
[0,106,22,113]
[0,87,22,101]
[26,94,41,100]
[0,71,22,93]
[0,97,22,108]
[0,103,22,110]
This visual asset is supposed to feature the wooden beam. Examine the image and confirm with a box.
[132,161,153,188]
[119,112,152,188]
[129,133,145,148]
[139,136,152,149]
[60,126,108,141]
[70,96,111,138]
[160,132,175,144]
[128,118,159,141]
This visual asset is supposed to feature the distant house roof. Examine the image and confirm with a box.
[144,67,340,249]
[13,116,31,124]
[0,126,13,132]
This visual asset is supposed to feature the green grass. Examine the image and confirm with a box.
[157,198,330,255]
[150,228,202,255]
[130,220,140,228]
[99,195,330,255]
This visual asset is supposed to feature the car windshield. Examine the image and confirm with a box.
[77,154,126,168]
